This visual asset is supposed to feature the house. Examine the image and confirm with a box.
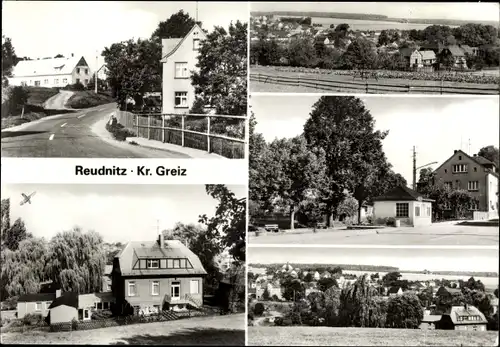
[372,185,434,227]
[160,24,207,114]
[458,44,479,56]
[112,235,207,316]
[17,292,56,318]
[388,286,403,297]
[433,149,499,220]
[420,313,442,329]
[8,55,92,88]
[435,286,462,305]
[435,304,488,331]
[420,50,437,68]
[47,291,78,324]
[400,48,423,68]
[78,292,115,320]
[439,45,467,69]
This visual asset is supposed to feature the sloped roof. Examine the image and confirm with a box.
[441,286,462,294]
[472,155,496,167]
[117,239,207,277]
[387,286,402,294]
[12,56,87,78]
[460,45,475,55]
[446,305,488,325]
[373,185,435,202]
[420,50,436,60]
[434,150,497,174]
[48,292,78,309]
[422,314,442,323]
[18,293,56,302]
[160,24,206,62]
[400,47,419,57]
[447,45,465,56]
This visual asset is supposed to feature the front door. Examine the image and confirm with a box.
[171,282,180,301]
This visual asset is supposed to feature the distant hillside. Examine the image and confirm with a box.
[248,263,399,272]
[401,270,499,277]
[251,11,499,27]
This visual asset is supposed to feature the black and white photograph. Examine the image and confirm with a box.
[0,184,246,345]
[249,95,499,246]
[247,246,499,346]
[249,2,500,95]
[1,1,248,159]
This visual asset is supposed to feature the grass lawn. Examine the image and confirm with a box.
[66,91,114,109]
[25,87,60,106]
[248,326,499,346]
[1,313,245,345]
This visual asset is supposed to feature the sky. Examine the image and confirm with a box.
[0,184,246,244]
[251,95,500,185]
[248,247,499,273]
[2,1,248,74]
[250,2,500,22]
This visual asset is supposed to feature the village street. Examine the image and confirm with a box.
[248,222,499,246]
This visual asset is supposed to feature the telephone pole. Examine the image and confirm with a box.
[95,51,98,94]
[196,1,198,22]
[412,146,417,190]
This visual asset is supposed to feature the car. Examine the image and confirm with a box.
[316,222,327,229]
[264,224,280,232]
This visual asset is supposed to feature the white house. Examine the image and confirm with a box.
[8,55,92,88]
[160,24,207,114]
[372,185,434,227]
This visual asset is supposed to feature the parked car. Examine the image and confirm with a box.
[316,222,327,229]
[264,224,279,232]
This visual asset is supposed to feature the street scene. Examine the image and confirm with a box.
[250,2,500,94]
[249,95,499,246]
[0,184,246,345]
[2,1,248,158]
[247,247,499,346]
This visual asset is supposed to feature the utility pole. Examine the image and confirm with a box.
[412,146,417,190]
[95,51,98,94]
[196,1,198,22]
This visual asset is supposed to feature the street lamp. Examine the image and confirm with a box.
[413,161,438,190]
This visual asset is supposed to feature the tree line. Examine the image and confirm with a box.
[250,96,407,228]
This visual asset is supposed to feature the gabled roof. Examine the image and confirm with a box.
[11,56,88,78]
[434,149,497,174]
[48,292,78,309]
[373,185,435,202]
[422,314,442,323]
[459,45,475,55]
[439,286,461,294]
[116,239,207,277]
[388,286,402,294]
[446,305,488,325]
[420,50,436,60]
[400,47,419,57]
[18,293,56,302]
[447,45,465,57]
[160,24,206,62]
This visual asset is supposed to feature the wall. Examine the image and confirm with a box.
[434,152,490,211]
[79,292,115,310]
[124,276,203,307]
[17,301,51,318]
[162,27,206,114]
[486,173,499,213]
[373,200,413,226]
[8,74,73,88]
[50,305,78,324]
[454,324,486,331]
[413,201,432,227]
[71,64,91,86]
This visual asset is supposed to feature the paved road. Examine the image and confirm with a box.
[1,103,189,158]
[43,90,74,109]
[248,222,499,246]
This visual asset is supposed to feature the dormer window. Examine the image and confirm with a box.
[147,259,159,269]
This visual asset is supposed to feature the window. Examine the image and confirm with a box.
[147,259,159,269]
[396,203,409,218]
[453,164,467,173]
[84,79,88,85]
[77,68,80,74]
[167,259,173,268]
[84,309,89,319]
[468,181,479,191]
[174,62,188,78]
[152,281,160,296]
[458,155,462,160]
[45,301,51,308]
[35,302,42,311]
[21,81,27,86]
[34,81,41,86]
[103,302,109,310]
[128,281,137,296]
[84,68,88,74]
[427,207,431,217]
[444,169,447,173]
[96,302,103,310]
[474,167,477,172]
[171,282,180,299]
[415,206,420,217]
[76,78,80,84]
[44,79,48,85]
[173,259,180,268]
[444,182,452,190]
[193,38,200,50]
[174,92,188,108]
[469,201,479,210]
[54,79,59,84]
[455,180,461,189]
[190,280,199,294]
[63,78,68,84]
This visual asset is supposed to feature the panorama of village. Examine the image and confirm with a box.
[247,247,499,346]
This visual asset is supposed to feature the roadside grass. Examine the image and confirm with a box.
[25,87,60,106]
[248,326,498,346]
[66,91,114,109]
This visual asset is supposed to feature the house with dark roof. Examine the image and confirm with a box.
[400,48,423,68]
[112,235,207,316]
[435,304,488,331]
[433,149,499,219]
[372,185,435,227]
[47,291,79,324]
[387,286,403,297]
[160,24,207,114]
[438,45,468,69]
[17,292,56,319]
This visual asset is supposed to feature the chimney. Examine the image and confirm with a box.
[158,231,164,249]
[454,150,458,154]
[56,289,61,298]
[71,53,74,57]
[473,154,477,157]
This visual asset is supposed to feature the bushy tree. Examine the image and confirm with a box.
[386,292,423,328]
[2,36,17,85]
[477,145,499,168]
[342,39,377,70]
[151,10,197,42]
[287,37,317,67]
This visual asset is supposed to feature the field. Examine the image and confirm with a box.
[250,66,500,94]
[0,313,245,345]
[248,326,499,346]
[65,91,114,109]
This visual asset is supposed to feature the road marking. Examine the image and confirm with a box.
[78,114,86,119]
[49,134,54,140]
[60,123,67,128]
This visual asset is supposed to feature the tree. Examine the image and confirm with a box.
[378,30,390,46]
[386,292,423,328]
[105,249,120,265]
[495,288,499,299]
[417,167,435,193]
[422,25,453,45]
[324,286,342,326]
[151,10,197,41]
[282,278,305,302]
[382,271,402,287]
[262,287,270,300]
[3,218,31,251]
[287,37,317,68]
[453,23,498,47]
[304,96,384,226]
[191,21,247,116]
[342,39,377,70]
[45,228,106,294]
[337,196,358,223]
[2,36,17,85]
[317,277,338,292]
[477,145,499,168]
[199,185,246,263]
[448,189,477,219]
[251,39,282,66]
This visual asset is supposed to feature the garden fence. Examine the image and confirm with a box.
[115,111,246,159]
[251,72,500,95]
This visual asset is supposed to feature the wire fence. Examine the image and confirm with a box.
[115,111,246,159]
[251,72,500,95]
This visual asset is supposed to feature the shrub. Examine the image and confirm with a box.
[274,316,284,326]
[105,122,135,141]
[248,313,254,321]
[91,309,113,320]
[64,82,85,91]
[22,313,43,326]
[254,303,265,316]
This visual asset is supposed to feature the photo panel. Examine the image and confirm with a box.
[247,246,499,346]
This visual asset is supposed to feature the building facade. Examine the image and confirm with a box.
[160,24,207,114]
[8,56,92,88]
